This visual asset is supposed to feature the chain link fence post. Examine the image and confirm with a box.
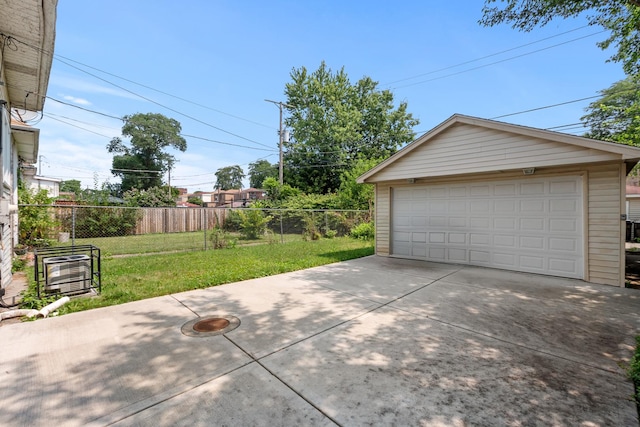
[71,206,76,246]
[203,207,208,250]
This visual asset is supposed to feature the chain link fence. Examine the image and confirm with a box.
[18,205,373,256]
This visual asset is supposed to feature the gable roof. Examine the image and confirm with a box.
[358,114,640,183]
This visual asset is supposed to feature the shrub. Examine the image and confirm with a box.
[325,229,338,239]
[302,213,322,241]
[238,210,272,239]
[223,209,243,232]
[18,186,58,247]
[628,336,640,402]
[209,227,236,249]
[69,207,140,238]
[350,221,375,240]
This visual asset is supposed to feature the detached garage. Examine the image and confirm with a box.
[358,114,640,287]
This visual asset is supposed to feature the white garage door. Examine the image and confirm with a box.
[391,176,583,279]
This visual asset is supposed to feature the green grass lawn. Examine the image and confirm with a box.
[50,237,373,314]
[61,231,302,255]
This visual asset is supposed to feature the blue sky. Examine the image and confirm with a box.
[34,1,626,192]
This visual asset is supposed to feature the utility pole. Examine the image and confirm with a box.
[265,99,292,185]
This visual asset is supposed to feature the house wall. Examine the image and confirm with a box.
[26,177,60,197]
[627,198,640,221]
[0,97,14,289]
[370,124,621,182]
[373,161,625,286]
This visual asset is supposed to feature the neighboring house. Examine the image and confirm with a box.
[626,185,640,221]
[22,166,62,197]
[358,114,640,287]
[210,188,265,207]
[0,0,57,290]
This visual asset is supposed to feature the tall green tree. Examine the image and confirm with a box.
[582,75,640,145]
[479,0,640,75]
[248,159,278,188]
[214,165,245,190]
[108,113,187,192]
[283,61,419,194]
[60,179,82,195]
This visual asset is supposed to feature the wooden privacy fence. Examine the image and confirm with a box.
[51,206,229,236]
[135,207,227,234]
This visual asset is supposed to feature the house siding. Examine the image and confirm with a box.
[373,162,625,286]
[370,124,621,182]
[628,199,640,221]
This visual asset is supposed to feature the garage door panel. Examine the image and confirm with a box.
[520,255,545,270]
[550,199,578,212]
[495,184,516,196]
[520,218,546,231]
[430,216,447,226]
[412,245,427,257]
[411,216,427,226]
[470,233,491,245]
[470,200,491,212]
[450,186,466,197]
[470,185,490,196]
[493,252,516,267]
[429,232,445,243]
[520,182,545,195]
[494,218,516,230]
[430,201,447,213]
[494,235,516,247]
[550,218,578,232]
[449,233,466,244]
[550,179,578,194]
[548,237,578,252]
[448,248,467,262]
[449,217,466,227]
[429,247,446,260]
[520,199,545,212]
[549,258,578,275]
[470,218,491,228]
[520,236,545,249]
[392,176,583,279]
[469,250,491,263]
[495,200,517,213]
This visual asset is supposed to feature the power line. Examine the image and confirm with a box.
[54,56,275,149]
[53,54,274,129]
[391,30,606,89]
[489,96,601,119]
[385,25,590,86]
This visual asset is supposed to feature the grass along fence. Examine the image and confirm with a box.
[18,205,372,256]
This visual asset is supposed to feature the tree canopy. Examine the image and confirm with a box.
[283,61,419,194]
[123,186,177,207]
[582,74,640,145]
[60,179,82,195]
[214,165,245,190]
[108,113,187,192]
[479,0,640,75]
[248,159,278,188]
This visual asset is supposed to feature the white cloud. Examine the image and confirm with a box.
[62,95,92,106]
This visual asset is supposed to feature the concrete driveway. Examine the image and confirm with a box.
[1,256,639,426]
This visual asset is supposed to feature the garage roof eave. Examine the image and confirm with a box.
[357,114,640,183]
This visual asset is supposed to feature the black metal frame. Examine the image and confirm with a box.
[34,245,101,298]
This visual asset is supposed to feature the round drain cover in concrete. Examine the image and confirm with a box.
[181,315,240,337]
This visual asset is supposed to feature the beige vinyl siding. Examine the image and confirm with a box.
[375,185,390,256]
[587,164,623,286]
[373,162,625,286]
[370,124,620,182]
[628,198,640,221]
